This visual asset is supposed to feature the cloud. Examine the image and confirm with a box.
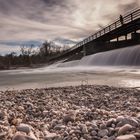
[0,0,139,54]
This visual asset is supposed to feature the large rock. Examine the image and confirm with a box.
[16,123,31,134]
[116,134,137,140]
[117,117,139,127]
[118,124,133,135]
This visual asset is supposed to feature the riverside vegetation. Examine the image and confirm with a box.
[0,41,68,70]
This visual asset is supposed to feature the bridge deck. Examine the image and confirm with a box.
[71,8,140,51]
[51,8,140,61]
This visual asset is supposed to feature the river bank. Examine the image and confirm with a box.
[0,85,140,140]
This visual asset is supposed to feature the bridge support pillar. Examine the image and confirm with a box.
[131,33,140,41]
[125,35,127,40]
[83,45,86,56]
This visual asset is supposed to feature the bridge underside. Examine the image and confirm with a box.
[50,17,140,62]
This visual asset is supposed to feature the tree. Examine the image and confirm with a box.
[40,41,51,56]
[20,45,35,66]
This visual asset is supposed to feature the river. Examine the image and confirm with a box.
[0,45,140,91]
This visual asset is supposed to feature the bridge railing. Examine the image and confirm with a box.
[68,8,140,52]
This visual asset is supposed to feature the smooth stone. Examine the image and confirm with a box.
[100,123,106,129]
[54,124,66,130]
[83,134,92,139]
[29,131,37,140]
[116,116,125,123]
[43,111,49,116]
[0,111,4,120]
[81,124,88,134]
[98,129,108,137]
[106,118,116,127]
[117,117,139,127]
[44,131,59,140]
[91,130,97,136]
[118,124,133,135]
[103,135,109,139]
[116,134,137,140]
[137,113,140,119]
[63,114,75,124]
[72,137,78,140]
[92,136,101,140]
[108,136,116,140]
[0,132,7,138]
[134,132,140,139]
[12,134,35,140]
[91,123,98,131]
[16,123,31,134]
[108,127,115,136]
[18,106,24,111]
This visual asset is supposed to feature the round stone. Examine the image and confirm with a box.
[98,129,108,137]
[118,124,133,135]
[116,134,136,140]
[16,123,31,134]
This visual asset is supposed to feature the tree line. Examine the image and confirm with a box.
[0,41,68,70]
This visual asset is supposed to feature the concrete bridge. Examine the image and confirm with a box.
[51,8,140,62]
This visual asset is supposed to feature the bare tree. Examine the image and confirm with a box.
[20,45,35,66]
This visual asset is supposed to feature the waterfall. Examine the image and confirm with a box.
[58,45,140,67]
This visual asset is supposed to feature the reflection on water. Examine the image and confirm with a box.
[120,79,140,88]
[1,45,140,90]
[0,65,140,91]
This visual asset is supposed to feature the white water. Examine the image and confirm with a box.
[0,45,140,90]
[58,44,140,67]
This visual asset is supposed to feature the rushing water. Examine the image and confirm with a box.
[59,44,140,67]
[0,45,140,90]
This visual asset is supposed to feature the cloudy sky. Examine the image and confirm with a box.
[0,0,140,54]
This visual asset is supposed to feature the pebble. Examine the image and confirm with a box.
[16,123,31,134]
[91,130,97,136]
[0,85,139,140]
[116,134,137,140]
[44,131,60,140]
[63,114,75,124]
[98,129,108,137]
[81,124,88,134]
[116,116,125,123]
[12,133,35,140]
[118,124,133,135]
[54,124,66,130]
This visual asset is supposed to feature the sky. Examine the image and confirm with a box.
[0,0,140,54]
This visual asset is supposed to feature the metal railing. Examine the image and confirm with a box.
[67,8,140,52]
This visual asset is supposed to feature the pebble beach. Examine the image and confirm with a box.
[0,85,140,140]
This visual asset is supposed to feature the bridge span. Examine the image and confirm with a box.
[51,8,140,62]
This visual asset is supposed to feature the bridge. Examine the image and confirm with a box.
[51,8,140,62]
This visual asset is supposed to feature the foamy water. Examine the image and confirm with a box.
[0,45,140,90]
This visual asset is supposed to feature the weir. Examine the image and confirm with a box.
[58,44,140,67]
[51,8,140,62]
